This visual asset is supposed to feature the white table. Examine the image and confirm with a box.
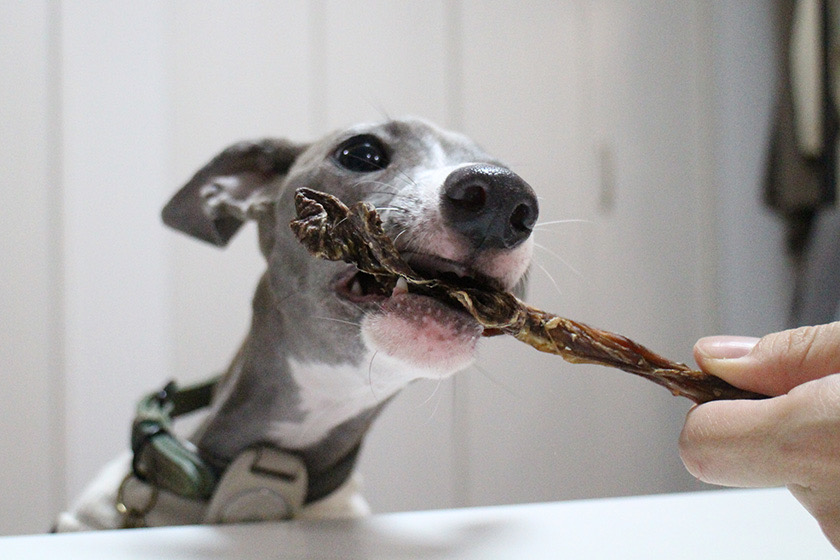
[2,488,836,559]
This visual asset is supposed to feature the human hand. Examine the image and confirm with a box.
[679,322,840,550]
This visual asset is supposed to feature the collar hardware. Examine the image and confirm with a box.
[130,378,220,500]
[205,446,308,523]
[123,378,362,525]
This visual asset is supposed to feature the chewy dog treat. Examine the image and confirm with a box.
[290,188,766,404]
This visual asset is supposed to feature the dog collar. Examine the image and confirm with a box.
[129,378,360,519]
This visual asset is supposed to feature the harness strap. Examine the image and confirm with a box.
[128,378,362,513]
[131,378,220,500]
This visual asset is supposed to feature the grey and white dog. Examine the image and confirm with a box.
[56,117,538,531]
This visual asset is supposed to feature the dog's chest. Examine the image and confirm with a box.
[269,354,417,449]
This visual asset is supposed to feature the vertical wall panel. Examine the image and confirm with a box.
[585,3,711,347]
[0,0,62,535]
[709,1,792,335]
[61,1,173,499]
[166,0,313,385]
[319,0,452,129]
[582,2,713,495]
[457,1,707,506]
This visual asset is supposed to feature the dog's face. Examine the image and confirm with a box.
[163,117,538,386]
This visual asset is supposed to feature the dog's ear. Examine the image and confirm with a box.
[162,139,308,246]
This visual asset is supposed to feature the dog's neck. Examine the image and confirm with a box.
[191,274,395,478]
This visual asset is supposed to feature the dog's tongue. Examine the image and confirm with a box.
[289,187,768,404]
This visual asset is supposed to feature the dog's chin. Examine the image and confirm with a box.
[359,292,482,376]
[332,251,517,377]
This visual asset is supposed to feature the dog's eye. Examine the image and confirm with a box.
[334,135,390,173]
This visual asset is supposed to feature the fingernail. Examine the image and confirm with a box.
[695,336,759,360]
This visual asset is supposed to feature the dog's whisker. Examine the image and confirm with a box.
[366,162,418,190]
[418,375,445,410]
[343,181,416,214]
[352,171,416,192]
[469,361,526,400]
[391,228,410,247]
[534,218,592,230]
[282,290,373,322]
[375,206,408,213]
[349,301,369,315]
[368,351,379,400]
[533,242,581,278]
[533,260,565,298]
[364,187,399,196]
[384,173,416,191]
[313,316,362,329]
[392,167,419,190]
[423,377,446,423]
[349,179,403,194]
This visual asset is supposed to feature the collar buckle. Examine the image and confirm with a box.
[205,446,308,523]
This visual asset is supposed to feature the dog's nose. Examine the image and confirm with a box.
[441,164,539,250]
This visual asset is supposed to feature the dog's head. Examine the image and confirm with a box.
[163,117,538,382]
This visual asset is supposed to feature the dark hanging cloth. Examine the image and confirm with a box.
[765,0,838,325]
[766,0,837,254]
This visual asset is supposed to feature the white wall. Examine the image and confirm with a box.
[0,1,64,535]
[60,0,174,504]
[458,1,722,506]
[0,0,790,535]
[709,1,793,335]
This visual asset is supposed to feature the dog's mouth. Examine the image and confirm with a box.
[293,187,516,373]
[335,252,503,309]
[334,253,498,373]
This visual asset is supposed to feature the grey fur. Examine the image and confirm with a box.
[162,117,536,498]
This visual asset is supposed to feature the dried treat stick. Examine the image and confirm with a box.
[290,187,767,404]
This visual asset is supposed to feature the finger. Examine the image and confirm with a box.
[679,396,792,487]
[680,373,840,488]
[694,322,840,396]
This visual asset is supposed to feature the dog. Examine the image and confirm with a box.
[55,117,538,531]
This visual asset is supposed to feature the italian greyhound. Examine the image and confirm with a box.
[55,117,539,531]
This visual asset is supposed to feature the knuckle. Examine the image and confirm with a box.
[775,325,819,366]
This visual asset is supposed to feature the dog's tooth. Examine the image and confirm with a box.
[392,277,409,296]
[350,278,363,296]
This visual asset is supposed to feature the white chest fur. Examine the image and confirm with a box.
[269,353,429,449]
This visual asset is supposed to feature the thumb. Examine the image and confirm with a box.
[694,322,840,396]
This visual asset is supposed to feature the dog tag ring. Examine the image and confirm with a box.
[116,474,159,528]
